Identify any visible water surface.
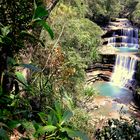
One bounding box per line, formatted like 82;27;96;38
94;82;133;104
118;47;138;52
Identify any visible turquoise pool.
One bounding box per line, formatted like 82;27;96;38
117;47;138;52
94;82;133;103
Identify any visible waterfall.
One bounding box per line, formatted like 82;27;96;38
103;18;139;89
111;54;137;88
108;27;139;48
108;37;116;46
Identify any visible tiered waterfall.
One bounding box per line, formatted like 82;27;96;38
107;19;139;49
109;19;139;89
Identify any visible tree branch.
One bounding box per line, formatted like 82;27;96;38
47;0;59;13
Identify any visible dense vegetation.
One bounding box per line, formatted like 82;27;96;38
87;0;140;26
1;0;140;139
95;118;140;140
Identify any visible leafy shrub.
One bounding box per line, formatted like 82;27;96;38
83;85;98;97
94;118;140;140
128;0;140;24
32;46;86;109
87;0;139;26
0;1;89;139
45;2;103;64
35;2;103;107
68;108;94;139
87;0;122;25
63;18;103;64
21;101;89;140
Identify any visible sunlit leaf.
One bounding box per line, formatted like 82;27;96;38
63;93;74;110
38;112;47;124
33;6;48;19
60;110;73;125
15;72;27;86
33;0;37;10
47;114;53;125
54;101;62;121
37;20;54;39
1;26;10;36
37;125;57;134
61;128;89;140
22;121;35;134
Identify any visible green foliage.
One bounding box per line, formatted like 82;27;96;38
15;72;28;86
131;1;140;25
2;0;133;139
20;101;88;140
120;0;139;19
68;108;94;139
32;0;54;39
0;0;53;94
36;101;81;139
42;2;103;66
32;46;86;108
0;0;52;51
0;128;9;140
83;85;98;97
69;0;89;18
87;0;121;25
32;6;103;140
60;0;88;18
94;118;140;140
33;5;48;19
87;0;139;25
63;18;103;64
37;20;54;39
0;0;67;139
61;48;86;94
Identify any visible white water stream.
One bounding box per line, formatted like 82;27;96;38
108;28;139;48
108;19;138;88
111;55;137;88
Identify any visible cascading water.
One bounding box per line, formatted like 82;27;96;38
108;37;116;44
108;19;138;89
107;19;139;49
122;28;138;38
111;55;137;88
108;28;139;48
95;18;138;99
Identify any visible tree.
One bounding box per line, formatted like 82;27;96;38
0;0;59;94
